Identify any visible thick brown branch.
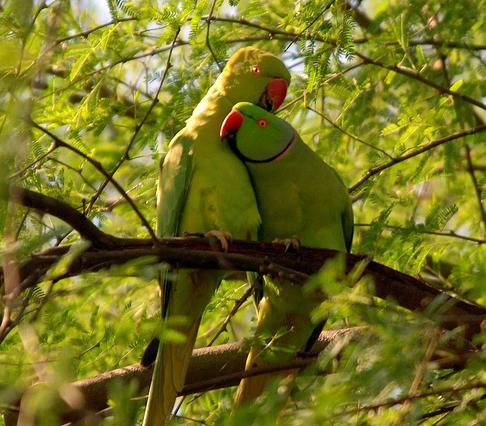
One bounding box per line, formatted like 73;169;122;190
2;238;484;339
5;327;479;425
5;329;351;425
3;187;485;340
7;186;119;249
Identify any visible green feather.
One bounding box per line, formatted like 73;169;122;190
143;49;290;425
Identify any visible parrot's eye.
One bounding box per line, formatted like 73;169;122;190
257;118;268;128
251;65;262;75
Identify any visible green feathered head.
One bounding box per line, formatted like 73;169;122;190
220;102;296;163
217;47;291;112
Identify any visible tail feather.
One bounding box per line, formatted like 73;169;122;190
234;350;295;405
143;270;219;425
142;318;201;424
234;279;319;407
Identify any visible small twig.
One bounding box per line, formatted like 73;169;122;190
464;144;486;236
392;328;441;425
284;0;337;51
418;394;486;422
343;382;486;416
355;53;486;112
350;123;486;192
279;61;365;112
47;157;98;192
86;27;181;213
306;106;393;159
39;40;188;101
56;18;136;44
9;142;58;179
205;0;223;72
354;223;485;244
207;285;255;346
29;122;158;242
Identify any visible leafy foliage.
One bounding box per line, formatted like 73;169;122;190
0;0;485;424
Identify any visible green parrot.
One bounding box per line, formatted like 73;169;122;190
142;48;291;425
220;102;354;405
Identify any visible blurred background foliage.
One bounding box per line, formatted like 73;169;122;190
0;0;485;424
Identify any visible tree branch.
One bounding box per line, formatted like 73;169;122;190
354;53;486;111
4;329;352;425
85;26;181;213
201;16;486;111
1;186;484;341
464;144;486;236
30;121;158;242
5;326;480;425
350;123;486;192
354;223;485;245
55;18;136;44
2;187;485;340
7;186;119;249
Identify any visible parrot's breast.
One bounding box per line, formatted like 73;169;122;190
180;137;261;240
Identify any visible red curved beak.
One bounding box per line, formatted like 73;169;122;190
264;78;288;111
220;109;244;138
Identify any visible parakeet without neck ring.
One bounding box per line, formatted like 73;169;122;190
142;49;291;425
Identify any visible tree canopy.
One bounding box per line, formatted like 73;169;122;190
0;0;485;424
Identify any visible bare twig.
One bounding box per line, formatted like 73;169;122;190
207;284;255;346
39;40;188;101
392;328;441;425
284;0;337;51
355;53;486;112
339;382;486;417
9;142;58;179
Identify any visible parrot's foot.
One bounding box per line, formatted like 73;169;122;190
205;230;232;251
273;235;300;252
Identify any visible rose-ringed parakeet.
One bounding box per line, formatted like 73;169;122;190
220;102;353;405
142;49;291;425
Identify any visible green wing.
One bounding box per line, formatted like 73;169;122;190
157;132;194;318
157;131;194;239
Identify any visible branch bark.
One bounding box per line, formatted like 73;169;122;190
4;329;352;425
5;327;479;425
1;187;485;344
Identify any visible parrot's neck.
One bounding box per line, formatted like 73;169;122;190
188;83;233;129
